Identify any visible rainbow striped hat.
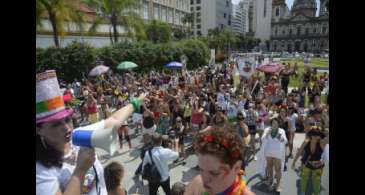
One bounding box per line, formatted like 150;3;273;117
36;70;73;124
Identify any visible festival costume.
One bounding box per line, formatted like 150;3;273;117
202;170;248;195
36;70;107;195
300;141;325;195
256;128;287;178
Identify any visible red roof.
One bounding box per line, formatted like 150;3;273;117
40;2;97;23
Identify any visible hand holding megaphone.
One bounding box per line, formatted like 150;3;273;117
74;147;96;175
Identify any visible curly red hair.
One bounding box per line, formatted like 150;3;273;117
194;126;245;167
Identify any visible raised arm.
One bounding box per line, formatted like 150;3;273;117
104;94;146;129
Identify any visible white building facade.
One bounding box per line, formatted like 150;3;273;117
252;0;273;43
231;0;250;34
36;0;191;48
190;0;232;36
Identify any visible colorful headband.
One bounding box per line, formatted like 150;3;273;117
202;135;214;142
200;135;240;159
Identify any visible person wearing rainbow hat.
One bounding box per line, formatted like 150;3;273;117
36;70;145;195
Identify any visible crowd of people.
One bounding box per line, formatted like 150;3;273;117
36;58;329;195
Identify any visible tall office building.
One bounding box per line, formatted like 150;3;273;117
232;0;250;34
190;0;232;36
141;0;190;28
36;0;190;48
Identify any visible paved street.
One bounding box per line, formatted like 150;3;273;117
96;126;329;195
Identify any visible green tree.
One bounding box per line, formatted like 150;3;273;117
36;0;85;47
221;30;237;58
265;40;271;51
235;33;247;51
86;0;146;44
172;28;185;40
145;20;172;43
181;39;209;68
207;27;222;51
37;41;97;81
181;13;193;38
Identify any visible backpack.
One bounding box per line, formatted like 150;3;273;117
142;149;162;183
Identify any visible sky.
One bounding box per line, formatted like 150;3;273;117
231;0;320;16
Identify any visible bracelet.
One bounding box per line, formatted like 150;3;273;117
131;98;141;113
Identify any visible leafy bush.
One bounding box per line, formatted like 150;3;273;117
36;41;97;82
36;39;210;80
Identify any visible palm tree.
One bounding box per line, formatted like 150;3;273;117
36;0;44;30
181;13;193;38
206;27;221;51
145;20;172;43
221;30;237;58
37;0;85;47
86;0;146;44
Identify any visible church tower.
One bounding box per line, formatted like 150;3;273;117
291;0;317;17
272;0;289;22
319;0;329;16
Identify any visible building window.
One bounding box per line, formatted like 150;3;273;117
297;26;301;36
191;7;193;11
276;8;279;16
322;26;327;34
275;29;277;35
196;6;201;11
175;12;179;24
226;1;229;7
220;24;224;29
305;28;309;35
168;9;173;23
282;30;285;35
197;0;200;4
197;24;201;29
143;3;148;19
224;13;226;18
161;7;166;22
154;5;160;19
191;0;194;4
196;18;201;23
264;0;267;17
289;29;292;35
197;30;202;35
197;12;200;17
313;28;316;33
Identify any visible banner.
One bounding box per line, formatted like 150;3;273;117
217;92;226;109
233;69;240;88
237;56;255;78
209;49;215;67
227;103;238;118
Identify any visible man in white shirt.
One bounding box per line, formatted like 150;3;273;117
142;133;179;195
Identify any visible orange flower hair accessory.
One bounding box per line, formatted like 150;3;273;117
230;150;241;158
202;135;215;142
220;139;230;148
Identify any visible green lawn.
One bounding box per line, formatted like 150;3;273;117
278;58;329;88
254;57;329;105
280;57;329;67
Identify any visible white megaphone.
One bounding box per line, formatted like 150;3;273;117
72;126;120;156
